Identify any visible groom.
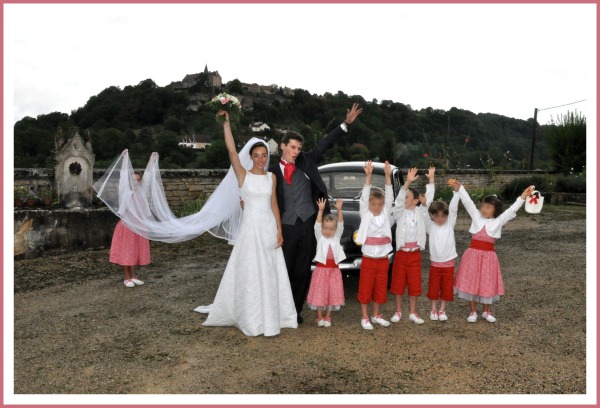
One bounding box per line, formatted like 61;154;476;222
270;103;363;323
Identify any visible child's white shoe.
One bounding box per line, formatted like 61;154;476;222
131;277;144;286
430;311;439;321
322;318;332;328
371;314;391;327
123;279;135;288
482;311;497;323
467;311;478;323
390;312;402;323
317;319;326;327
438;311;448;321
361;318;374;330
409;313;424;324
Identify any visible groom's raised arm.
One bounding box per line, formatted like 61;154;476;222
307;103;363;164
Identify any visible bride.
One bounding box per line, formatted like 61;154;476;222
197;111;298;336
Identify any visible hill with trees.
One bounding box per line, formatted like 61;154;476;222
14;77;564;172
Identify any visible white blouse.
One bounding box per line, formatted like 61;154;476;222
458;185;525;239
313;220;347;265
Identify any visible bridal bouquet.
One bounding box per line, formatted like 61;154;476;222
206;93;242;124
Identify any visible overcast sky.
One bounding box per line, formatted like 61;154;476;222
6;3;596;124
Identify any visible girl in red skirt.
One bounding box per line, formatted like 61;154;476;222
450;179;535;322
109;171;151;288
306;198;346;327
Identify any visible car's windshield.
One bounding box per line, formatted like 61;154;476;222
323;172;387;199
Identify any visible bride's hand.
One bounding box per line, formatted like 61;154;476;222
276;231;284;248
217;110;230;124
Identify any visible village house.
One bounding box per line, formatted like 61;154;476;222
178;134;212;150
250;122;271;132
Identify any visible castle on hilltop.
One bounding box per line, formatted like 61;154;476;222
180;64;222;89
175;64;294;98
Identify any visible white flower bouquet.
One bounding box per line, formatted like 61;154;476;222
205;93;242;124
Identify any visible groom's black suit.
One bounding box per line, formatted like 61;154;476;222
269;125;347;317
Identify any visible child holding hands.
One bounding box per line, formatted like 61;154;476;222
451;179;535;323
306;198;346;327
424;180;461;321
390;167;434;325
356;161;394;330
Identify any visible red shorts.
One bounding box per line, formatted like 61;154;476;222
427;265;455;301
358;256;389;305
390;250;422;296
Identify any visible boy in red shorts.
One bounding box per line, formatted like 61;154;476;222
355;160;393;330
424;179;460;321
390;167;435;325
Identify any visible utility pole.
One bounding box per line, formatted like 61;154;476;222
529;108;538;170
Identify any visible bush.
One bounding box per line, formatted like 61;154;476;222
555;174;586;193
470;188;502;203
433;186;455;202
502;176;550;201
178;198;206;217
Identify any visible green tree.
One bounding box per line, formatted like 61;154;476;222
544;110;586;173
227;79;244;95
204;139;230;169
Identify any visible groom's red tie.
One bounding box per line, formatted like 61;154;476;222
280;160;295;184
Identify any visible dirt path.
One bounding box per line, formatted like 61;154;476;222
14;207;586;394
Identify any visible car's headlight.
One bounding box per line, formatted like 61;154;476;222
353;230;362;246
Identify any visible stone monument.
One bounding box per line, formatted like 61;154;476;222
54;127;95;208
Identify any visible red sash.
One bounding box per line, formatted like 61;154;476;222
364;236;392;246
469;239;495;252
317;258;338;268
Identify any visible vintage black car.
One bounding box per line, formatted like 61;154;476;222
312;162;405;274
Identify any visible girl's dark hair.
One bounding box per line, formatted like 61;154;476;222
281;131;304;145
407;188;421;205
482;195;503;218
249;142;268;155
134;171;143;178
428;201;449;216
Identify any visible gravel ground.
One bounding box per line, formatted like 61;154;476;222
14;206;586;394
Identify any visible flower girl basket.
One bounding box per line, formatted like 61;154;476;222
525;189;544;214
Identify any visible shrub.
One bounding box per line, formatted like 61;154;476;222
555;174;586;193
502;176;550;201
178;198;206;217
470;188;502;203
433;186;455;202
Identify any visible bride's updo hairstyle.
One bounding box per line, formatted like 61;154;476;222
249;142;268;155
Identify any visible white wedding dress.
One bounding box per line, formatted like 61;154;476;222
200;172;298;336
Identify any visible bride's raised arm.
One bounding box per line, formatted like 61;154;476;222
219;110;246;187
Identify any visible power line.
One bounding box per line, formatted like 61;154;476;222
538;99;587;112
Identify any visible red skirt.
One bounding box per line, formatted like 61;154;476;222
109;221;151;266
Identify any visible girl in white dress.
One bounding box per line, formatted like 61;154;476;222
201;111;298;336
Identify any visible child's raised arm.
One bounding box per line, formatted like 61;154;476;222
448;187;460;228
450;179;478;220
334;198;344;239
421;166;435;214
314;197;327;239
498;185;535;226
360;161;374;215
393;167;418;219
384;161;394;212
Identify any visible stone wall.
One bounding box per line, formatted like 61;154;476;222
14;208;118;259
14;168;553;212
14;168;228;212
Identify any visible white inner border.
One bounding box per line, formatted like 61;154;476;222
4;3;596;406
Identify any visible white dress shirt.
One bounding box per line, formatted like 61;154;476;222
424;191;459;263
392;183;434;251
357;184;394;258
